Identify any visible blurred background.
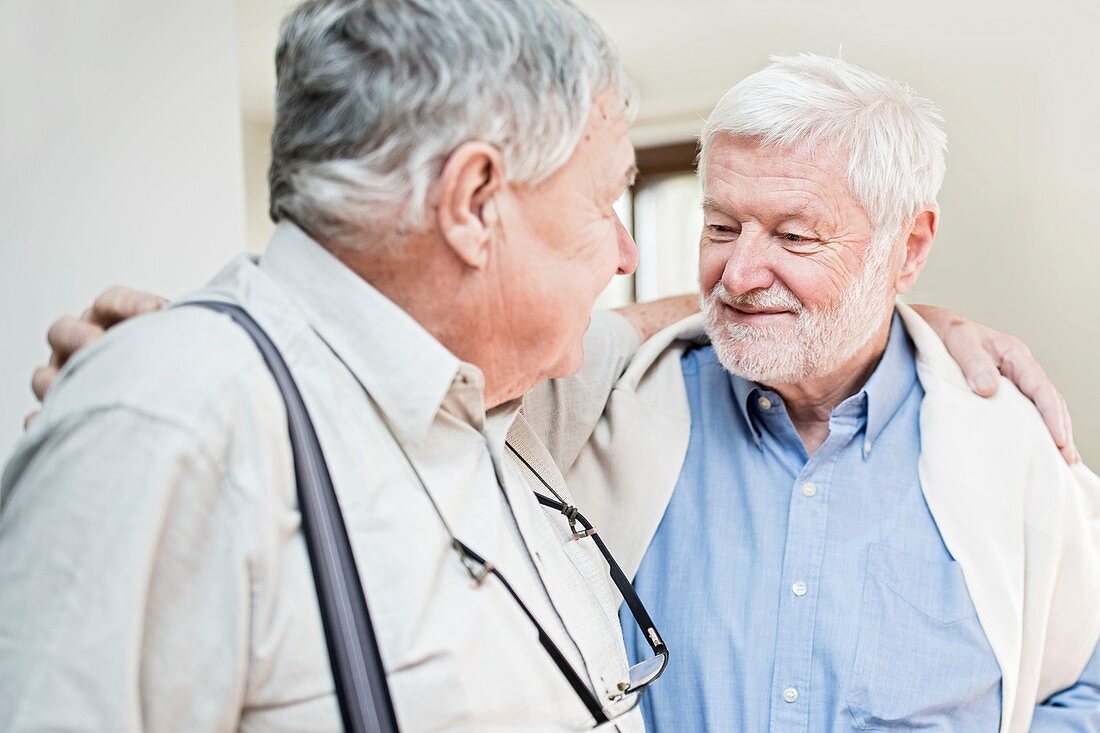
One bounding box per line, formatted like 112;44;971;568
2;0;1098;461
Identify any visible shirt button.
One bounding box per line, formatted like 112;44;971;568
783;687;799;703
792;581;808;597
802;482;817;497
758;395;773;410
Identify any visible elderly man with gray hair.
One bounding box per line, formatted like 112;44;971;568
539;55;1100;732
0;1;656;730
0;1;1085;731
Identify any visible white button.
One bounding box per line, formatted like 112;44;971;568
802;482;817;497
783;686;799;703
758;395;773;410
863;439;873;455
792;581;808;597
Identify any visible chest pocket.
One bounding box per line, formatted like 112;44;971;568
846;543;1002;731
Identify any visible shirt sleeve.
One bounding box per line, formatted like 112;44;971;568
520;309;641;473
1030;641;1100;732
0;407;251;732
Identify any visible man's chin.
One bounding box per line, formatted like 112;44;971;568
712;338;807;385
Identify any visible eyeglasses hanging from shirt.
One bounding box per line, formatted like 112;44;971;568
193;298;670;731
311;312;671;726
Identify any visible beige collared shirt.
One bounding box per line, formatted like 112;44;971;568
0;223;644;732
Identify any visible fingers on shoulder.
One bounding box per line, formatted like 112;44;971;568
31;365;60;402
939;320;999;396
47;316;106;366
91;285;167;328
989;333;1077;461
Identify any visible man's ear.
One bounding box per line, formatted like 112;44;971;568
436;141;504;270
894;207;938;294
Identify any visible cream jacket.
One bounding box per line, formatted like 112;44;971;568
523;303;1100;733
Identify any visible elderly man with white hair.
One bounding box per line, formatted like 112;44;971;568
530;55;1100;732
0;2;1086;731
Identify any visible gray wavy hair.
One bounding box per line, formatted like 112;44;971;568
268;0;637;250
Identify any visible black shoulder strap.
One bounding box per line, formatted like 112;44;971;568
186;300;399;733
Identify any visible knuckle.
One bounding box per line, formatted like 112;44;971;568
957;353;996;377
96;285;132;315
31;366;55;397
943;328;983;358
962;351;995;369
46;316;76;347
1016;371;1045;396
1001;345;1041;376
99;284;127;302
1003;335;1033;360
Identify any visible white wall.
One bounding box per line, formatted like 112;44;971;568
241;118;275;252
0;0;247;458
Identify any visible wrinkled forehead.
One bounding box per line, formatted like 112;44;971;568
568;90;637;188
702;134;862;218
704;134;848;186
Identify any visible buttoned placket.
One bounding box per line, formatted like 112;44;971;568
443;369;633;724
759;393;868;732
497;423;637;719
433;370;585;680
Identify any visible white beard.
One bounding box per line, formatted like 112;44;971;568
702;244;896;385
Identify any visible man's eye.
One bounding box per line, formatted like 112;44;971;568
781;233;815;244
708;224;740;235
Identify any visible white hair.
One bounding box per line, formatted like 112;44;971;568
699;53;947;244
268;0;637;250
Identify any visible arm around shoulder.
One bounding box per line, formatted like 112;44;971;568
521;308;642;472
614;293;699;343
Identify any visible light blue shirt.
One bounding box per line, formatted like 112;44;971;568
623;313;1100;731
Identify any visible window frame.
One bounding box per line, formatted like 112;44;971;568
628;141;700;302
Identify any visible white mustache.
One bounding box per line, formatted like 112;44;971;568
709;282;803;314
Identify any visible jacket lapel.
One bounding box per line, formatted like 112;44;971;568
560;302;1063;732
567;316;700;579
897;303;1025;732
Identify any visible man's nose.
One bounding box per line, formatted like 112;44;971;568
616;215;639;276
720;233;775;295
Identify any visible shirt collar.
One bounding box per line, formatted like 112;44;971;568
728;369;764;448
259;222;464;446
724;309;917;454
860;310;919;453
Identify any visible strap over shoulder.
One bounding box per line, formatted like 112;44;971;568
183;300;399;733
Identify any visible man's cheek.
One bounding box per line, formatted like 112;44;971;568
698;257;724;293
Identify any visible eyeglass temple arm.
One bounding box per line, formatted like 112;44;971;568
531;493;668;659
450;537;611;724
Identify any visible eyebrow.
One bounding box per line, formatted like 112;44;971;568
702;197;822;223
701;196;726;213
